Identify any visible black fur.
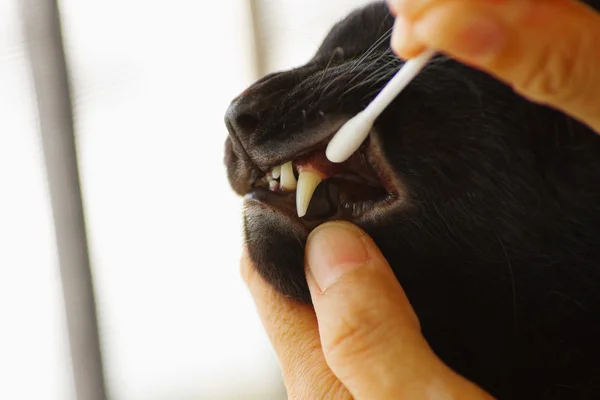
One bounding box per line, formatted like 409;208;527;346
224;2;600;398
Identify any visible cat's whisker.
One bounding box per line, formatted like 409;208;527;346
348;50;390;80
316;49;393;101
318;47;343;87
318;72;350;99
316;52;380;100
341;58;399;98
349;27;392;73
341;50;396;94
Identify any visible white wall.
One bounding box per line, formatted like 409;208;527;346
0;1;374;399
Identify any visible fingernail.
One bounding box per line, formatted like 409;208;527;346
305;222;369;292
414;10;506;59
390;16;411;53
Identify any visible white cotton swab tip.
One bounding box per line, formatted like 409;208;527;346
325;111;374;163
326;48;436;164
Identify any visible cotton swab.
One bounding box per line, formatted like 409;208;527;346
326;48;436;163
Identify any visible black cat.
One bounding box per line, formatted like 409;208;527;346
224;2;600;398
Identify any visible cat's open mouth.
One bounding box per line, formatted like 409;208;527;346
244;133;399;226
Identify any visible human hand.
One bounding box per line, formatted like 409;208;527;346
387;0;600;134
242;221;494;399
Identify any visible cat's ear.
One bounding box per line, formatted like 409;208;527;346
318;46;345;69
332;46;344;61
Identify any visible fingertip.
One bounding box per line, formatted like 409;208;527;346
304;226;492;398
403;0;600;133
306;221;369;293
390;17;409;55
397;42;429;60
412;6;507;61
306;221;421;331
386;0;401;17
390;16;429;61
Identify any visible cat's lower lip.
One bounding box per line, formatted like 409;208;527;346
244;189;299;221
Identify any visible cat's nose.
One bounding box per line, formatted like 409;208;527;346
225;96;261;141
225;72;290;141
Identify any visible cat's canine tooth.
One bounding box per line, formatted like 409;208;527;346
280;161;297;190
296;171;323;218
271;165;281;179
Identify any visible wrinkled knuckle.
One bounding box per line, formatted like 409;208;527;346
287;382;349;400
321;380;353;400
280;332;321;364
517;33;584;104
322;308;387;365
288;377;348;400
282;361;314;398
284;356;349;400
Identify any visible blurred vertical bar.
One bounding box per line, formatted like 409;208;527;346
19;1;107;400
248;0;267;78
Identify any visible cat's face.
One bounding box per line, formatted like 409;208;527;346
224;1;600;396
224;1;595;302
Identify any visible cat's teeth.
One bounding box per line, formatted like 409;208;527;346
296;171;323;218
280;161;297;190
271;165;281;179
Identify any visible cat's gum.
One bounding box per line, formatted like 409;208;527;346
295;150;340;180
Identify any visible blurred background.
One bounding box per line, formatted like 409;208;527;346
0;0;373;399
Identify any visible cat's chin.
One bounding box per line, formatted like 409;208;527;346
243;200;311;302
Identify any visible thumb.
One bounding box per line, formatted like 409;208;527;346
395;0;600;133
305;221;492;399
